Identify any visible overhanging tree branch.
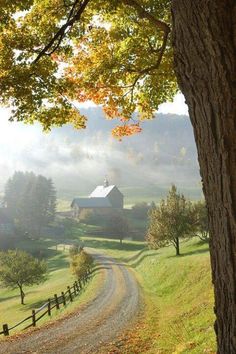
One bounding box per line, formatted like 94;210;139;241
122;0;170;33
33;0;170;73
33;0;91;63
122;0;171;75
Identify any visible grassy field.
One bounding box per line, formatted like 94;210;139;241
81;236;216;353
0;237;102;335
0;224;216;352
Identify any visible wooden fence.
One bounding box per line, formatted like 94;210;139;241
0;271;91;337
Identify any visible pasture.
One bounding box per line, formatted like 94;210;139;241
0;221;216;353
0;237;101;335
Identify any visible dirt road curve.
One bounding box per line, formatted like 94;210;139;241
0;253;140;354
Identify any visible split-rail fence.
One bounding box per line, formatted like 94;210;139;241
0;272;91;336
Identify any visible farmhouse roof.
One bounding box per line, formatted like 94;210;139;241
71;197;112;208
89;185;116;198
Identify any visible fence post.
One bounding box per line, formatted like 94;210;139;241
73;282;77;295
48;298;51;316
67;286;73;302
61;292;66;306
32;310;36;327
54;294;60;310
79;280;82;289
3;324;9;336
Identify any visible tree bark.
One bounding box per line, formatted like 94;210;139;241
19;285;25;305
172;1;236;352
175;237;180;256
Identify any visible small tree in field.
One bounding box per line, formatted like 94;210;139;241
146;185;195;256
131;202;150;220
105;213;129;246
193;200;209;242
0;250;47;304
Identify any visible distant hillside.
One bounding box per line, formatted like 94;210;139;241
0;107;202;201
55;108;202;201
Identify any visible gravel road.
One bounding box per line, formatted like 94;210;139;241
0;252;140;354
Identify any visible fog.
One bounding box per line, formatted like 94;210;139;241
0;105;201;201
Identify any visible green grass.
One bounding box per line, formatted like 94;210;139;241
127;239;216;353
82;236;216;353
0;237;101;335
0;222;216;352
81;236;145;259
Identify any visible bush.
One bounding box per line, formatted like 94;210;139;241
69;245;83;258
70;250;93;281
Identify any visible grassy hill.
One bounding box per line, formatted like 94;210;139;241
81;236;216;353
0;238;102;335
0;227;216;352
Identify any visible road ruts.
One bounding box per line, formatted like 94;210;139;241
0;252;140;354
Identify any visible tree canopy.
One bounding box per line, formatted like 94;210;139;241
147;185;195;255
0;0;176;138
0;249;47;304
4;171;57;236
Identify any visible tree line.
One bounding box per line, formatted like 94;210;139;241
4;171;56;238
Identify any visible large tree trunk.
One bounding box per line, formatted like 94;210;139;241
171;1;236;352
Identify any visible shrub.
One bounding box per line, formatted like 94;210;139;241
69;244;79;257
70;250;93;281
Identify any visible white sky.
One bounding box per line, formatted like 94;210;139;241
158;93;188;115
76;93;188;114
0;93;190;191
0;93;188;131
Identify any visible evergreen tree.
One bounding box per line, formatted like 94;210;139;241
4;172;57;236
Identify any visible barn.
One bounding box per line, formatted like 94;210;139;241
71;179;123;218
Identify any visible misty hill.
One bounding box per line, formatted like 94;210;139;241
0;107;202;203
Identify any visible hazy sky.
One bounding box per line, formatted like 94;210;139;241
0;93;193;196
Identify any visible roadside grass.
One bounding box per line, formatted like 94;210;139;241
84;236;216;353
81;236;146;259
0;237;101;336
127;239;216;353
